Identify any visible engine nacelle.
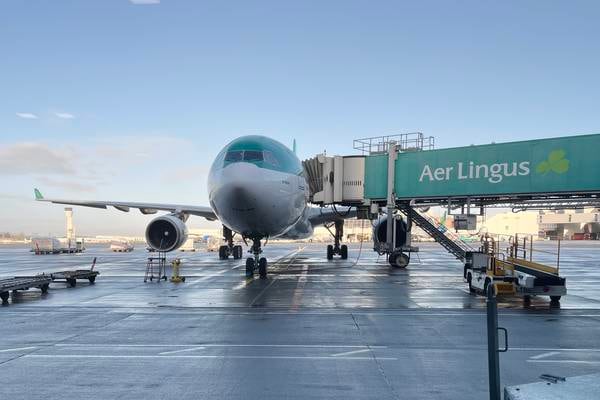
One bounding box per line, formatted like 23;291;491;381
145;214;188;252
372;215;408;250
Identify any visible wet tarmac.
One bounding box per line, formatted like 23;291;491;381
1;241;600;399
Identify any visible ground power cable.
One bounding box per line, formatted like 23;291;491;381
351;219;367;268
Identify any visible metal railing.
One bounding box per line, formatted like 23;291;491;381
421;212;476;252
397;204;475;260
479;233;561;271
353;132;435;155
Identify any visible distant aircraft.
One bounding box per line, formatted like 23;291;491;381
35;135;355;278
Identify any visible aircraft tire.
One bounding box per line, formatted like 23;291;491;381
467;274;475;293
219;246;228;260
326;245;334;260
233;245;243;259
245;258;255;278
259;258;267;279
340;245;348;260
389;252;409;268
483;279;491;296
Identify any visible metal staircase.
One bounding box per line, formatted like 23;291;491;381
397;204;475;261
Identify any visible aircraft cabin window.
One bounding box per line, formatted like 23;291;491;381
224;151;243;162
263;151;279;166
243;150;263;162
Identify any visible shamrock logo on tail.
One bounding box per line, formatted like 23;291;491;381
536;149;570;174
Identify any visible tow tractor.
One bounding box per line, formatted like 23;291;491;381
464;234;566;302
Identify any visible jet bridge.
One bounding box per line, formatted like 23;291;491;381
303;132;600;275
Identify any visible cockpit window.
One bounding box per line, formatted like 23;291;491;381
263;150;279;166
243;150;263;161
224;151;243;162
217;137;302;174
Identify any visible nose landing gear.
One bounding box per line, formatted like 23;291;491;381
218;226;243;260
325;220;348;260
245;238;268;279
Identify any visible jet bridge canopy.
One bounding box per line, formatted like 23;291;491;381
304;132;600;209
364;133;600;204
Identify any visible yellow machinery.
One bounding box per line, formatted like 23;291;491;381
169;258;186;283
464;234;566;302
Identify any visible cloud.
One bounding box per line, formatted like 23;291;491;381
0;142;76;175
130;0;160;4
55;112;75;119
35;176;96;193
92;136;193;161
16;112;38;119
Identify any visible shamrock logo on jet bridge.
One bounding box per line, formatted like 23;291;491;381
536;149;570;175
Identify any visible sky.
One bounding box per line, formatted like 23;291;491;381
1;0;599;236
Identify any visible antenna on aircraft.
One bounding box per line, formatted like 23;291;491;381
293;139;297;155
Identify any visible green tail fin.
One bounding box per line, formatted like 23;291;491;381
34;188;44;200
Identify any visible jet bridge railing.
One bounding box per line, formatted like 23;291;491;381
397;203;475;261
353;132;435;155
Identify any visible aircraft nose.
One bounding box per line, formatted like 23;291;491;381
218;163;261;211
228;184;257;211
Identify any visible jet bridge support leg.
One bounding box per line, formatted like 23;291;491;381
219;226;242;260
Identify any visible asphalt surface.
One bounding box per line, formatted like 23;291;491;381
1;241;600;399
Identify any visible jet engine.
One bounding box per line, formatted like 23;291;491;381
372;215;408;250
145;214;188;252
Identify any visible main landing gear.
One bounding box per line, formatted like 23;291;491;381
218;225;243;260
326;220;348;260
245;238;267;279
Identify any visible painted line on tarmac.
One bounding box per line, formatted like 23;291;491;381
233;247;305;291
331;349;371;357
527;359;600;365
269;246;306;270
511;347;600;352
232;278;253;290
25;354;397;361
54;344;387;348
95;309;600;317
187;267;231;284
529;351;561;360
290;263;309;311
159;346;205;355
248;248;306;305
0;346;37;353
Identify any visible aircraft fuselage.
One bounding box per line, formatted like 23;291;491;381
207;136;313;240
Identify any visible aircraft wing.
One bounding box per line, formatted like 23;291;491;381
307;206;357;226
34;188;218;221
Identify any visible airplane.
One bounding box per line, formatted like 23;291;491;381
34;135;357;278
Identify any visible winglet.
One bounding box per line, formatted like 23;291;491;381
34;188;44;200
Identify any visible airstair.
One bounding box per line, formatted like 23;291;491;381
397;203;474;261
